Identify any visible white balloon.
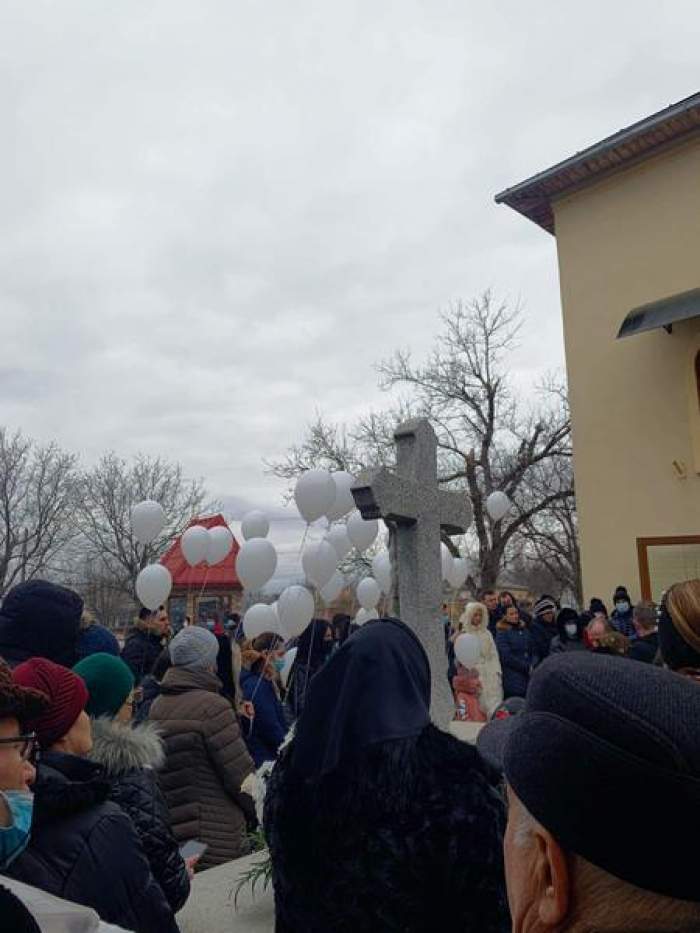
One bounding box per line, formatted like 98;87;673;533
279;646;297;688
131;500;166;545
441;543;454;582
325;471;357;522
278;585;315;639
207;526;234;566
320;571;344;604
302;540;338;589
181;525;209;566
455;632;482;667
357;577;381;610
135;564;172;611
294;470;335;524
236;538;278;590
355;608;378;626
447;556;468;590
372;551;393;595
241;510;270;541
243;603;279;640
346;511;379;553
325;525;352;560
486;490;511;522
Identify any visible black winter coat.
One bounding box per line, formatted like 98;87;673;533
627;630;659;664
265;724;510;933
529;619;558;662
0;579;83;669
496;624;536;698
89;717;191;913
121;625;166;685
5;750;179;933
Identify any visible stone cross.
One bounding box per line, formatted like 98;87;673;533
352;418;472;725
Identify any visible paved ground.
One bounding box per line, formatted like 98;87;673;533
177;851;274;933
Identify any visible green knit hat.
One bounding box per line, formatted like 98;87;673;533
73;652;135;718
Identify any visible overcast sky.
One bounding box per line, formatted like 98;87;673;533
3;1;699;548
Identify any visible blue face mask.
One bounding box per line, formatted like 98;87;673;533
273;658;285;674
616;601;630;615
0;790;33;868
206;621;216;631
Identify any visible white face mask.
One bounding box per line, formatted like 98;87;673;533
564;623;578;638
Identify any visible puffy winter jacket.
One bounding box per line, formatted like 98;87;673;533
149;667;255;869
496;623;536;698
121;624;165;685
5;750;179;933
0;579;83;669
89;717;190;913
240;668;287;766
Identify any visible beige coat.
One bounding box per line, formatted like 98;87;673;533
149;667;254;869
458;603;503;717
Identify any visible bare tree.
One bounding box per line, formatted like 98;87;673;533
377;292;572;588
76;453;209;597
270;292;574;591
0;428;79;595
519;467;582;606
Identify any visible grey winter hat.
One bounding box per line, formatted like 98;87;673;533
169;626;219;671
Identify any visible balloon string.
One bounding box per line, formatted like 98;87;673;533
198;566;211;603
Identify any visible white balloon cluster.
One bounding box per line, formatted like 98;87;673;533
180;524;234;567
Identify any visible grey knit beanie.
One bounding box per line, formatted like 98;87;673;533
169;626;219;671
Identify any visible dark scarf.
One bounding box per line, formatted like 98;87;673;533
291;618;431;782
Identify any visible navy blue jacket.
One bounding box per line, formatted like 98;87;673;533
240;668;287;766
496;625;536;698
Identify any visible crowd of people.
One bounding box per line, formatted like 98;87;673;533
1;574;700;930
448;585;664;722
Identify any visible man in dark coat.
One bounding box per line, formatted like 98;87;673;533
496;606;536;698
0;580;83;669
481;589;502;636
529;596;559;661
627;601;659;663
9;658;179;933
121;605;170;685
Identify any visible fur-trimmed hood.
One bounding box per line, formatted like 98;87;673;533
460;602;490;635
89;717;165;776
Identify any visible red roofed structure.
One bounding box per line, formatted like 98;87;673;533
160;514;243;627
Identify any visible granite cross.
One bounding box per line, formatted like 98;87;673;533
352;418;472;725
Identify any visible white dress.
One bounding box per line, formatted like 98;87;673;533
458;602;503;717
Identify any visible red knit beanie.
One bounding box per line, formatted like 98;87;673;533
13;658;88;749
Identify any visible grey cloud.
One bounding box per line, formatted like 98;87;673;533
2;0;699;512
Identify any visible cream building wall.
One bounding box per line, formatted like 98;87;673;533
552;138;700;602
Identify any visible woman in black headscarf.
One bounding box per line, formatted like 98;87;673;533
284;619;334;720
265;618;510;933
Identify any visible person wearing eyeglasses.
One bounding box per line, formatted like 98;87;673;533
6;658;181;933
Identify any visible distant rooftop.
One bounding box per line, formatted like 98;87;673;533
495;92;700;234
